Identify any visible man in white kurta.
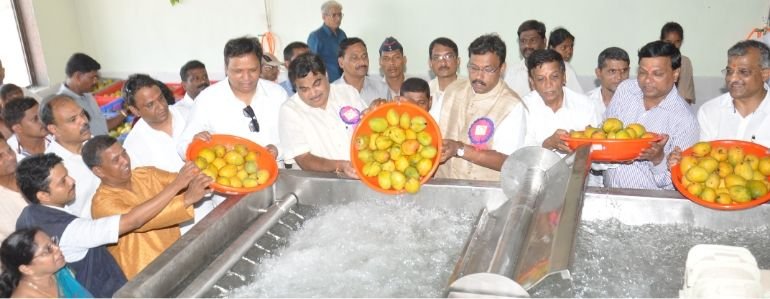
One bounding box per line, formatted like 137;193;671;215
504;59;584;99
280;53;366;178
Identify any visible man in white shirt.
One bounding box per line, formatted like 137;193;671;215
175;60;210;120
280;53;365;178
55;53;128;136
122;74;214;234
695;40;770;147
178;36;285;162
428;37;468;123
504;20;584;98
3;97;51;161
332;37;389;105
523;49;600;152
41;95;101;219
586;47;630;116
437;34;527;181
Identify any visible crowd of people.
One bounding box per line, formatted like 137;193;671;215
1;0;769;297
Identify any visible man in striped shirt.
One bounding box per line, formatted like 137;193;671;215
604;41;699;190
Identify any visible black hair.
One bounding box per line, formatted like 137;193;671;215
400;77;430;98
40;94;74;127
338;37;366;58
0;228;40;297
526;49;565;76
283;42;310;63
157;80;176;105
638;40;681;70
2;97;38;128
597;47;630;69
223;36;263;67
468;34;507;65
16;153;63;204
122;73;173;107
288;53;327;89
0;84;23;103
517;20;546;39
660;22;684;40
548;28;574;49
179;60;206;82
81;135;118;170
728;40;770;68
65;53;101;78
428;37;459;57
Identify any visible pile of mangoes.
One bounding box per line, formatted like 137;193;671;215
569;118;655;139
193;144;269;188
355;108;437;194
679;141;770;204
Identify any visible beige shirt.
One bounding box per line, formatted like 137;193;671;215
0;185;28;242
279;84;367;165
677;55;695;103
437;79;526;181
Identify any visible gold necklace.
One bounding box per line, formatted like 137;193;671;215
24;276;58;298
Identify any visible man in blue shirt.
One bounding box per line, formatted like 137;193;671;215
307;1;346;82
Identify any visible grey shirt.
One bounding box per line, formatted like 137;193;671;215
55;84;109;136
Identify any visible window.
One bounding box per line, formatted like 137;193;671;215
0;0;32;87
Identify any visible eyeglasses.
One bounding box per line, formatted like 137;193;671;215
467;63;499;75
34;236;59;259
243;106;260;132
721;67;767;78
430;53;457;62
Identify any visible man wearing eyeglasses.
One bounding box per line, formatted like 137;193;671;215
503;20;583;98
428;37;468;124
689;40;770;147
436;34;527;181
279;53;365;178
587;47;630;116
178;36;285;162
603;41;699;190
308;0;346;82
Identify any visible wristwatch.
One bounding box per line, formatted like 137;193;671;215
456;144;465;157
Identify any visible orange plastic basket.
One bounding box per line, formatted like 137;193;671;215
671;140;770;210
350;102;442;194
560;133;662;162
185;134;278;195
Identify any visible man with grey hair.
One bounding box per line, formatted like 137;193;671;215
308;0;347;82
693;40;770;147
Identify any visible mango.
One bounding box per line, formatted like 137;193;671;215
404;177;421;194
601;118;623;133
399;112;411;130
256;169;270;184
386;108;400;126
691;142;712;157
410;116;428;132
369;117;388;133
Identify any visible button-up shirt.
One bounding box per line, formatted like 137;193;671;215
279;84;366;164
697;85;770;148
177;78;287;160
174;93;195;121
332;75;388;105
586;86;608;117
57;84;109;136
308;24;347;82
604;79;699;190
124;106;187;172
523;87;601;146
5;134;53;162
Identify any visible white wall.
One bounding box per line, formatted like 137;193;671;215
32;0;770;100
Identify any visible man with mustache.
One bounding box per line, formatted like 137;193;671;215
332;37;388;105
504;20;583;98
379;37;407;98
280;53;365;178
41;95;101;219
85;135;212;279
436;34;527;181
428;37;467;123
604;41;698;190
175;60;210;120
522;49;600;153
